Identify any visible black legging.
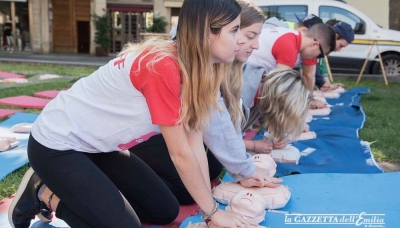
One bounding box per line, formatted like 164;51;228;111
129;134;224;205
28;135;179;228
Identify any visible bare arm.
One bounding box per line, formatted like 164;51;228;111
160;125;214;213
243;139;255;151
302;64;316;92
185;130;210;190
243;139;273;154
160;125;251;227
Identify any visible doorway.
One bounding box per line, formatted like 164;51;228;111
77;21;90;53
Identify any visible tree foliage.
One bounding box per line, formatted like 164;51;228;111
146;15;168;33
92;12;111;49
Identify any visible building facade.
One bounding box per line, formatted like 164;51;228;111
1;0;154;54
1;0;390;55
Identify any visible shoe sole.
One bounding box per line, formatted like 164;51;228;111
8;168;38;228
8;168;51;224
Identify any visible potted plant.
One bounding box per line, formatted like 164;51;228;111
92;11;111;56
140;15;170;40
146;15;168;33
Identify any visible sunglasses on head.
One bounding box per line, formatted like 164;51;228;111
314;38;325;58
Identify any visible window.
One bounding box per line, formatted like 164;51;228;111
261;5;308;23
259;6;272;19
274;5;308;23
319;6;366;34
259;5;308;22
259;5;308;23
0;1;31;51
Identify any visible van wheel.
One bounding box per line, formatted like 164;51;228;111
372;54;400;76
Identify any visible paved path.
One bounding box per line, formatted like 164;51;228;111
378;162;400;172
2;51;400;82
0;51;113;67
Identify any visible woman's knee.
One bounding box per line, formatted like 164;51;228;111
149;199;179;225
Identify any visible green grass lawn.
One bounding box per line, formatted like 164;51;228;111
0;64;93;199
0;165;29;200
0;63;399;200
0;63;97;78
333;79;400;163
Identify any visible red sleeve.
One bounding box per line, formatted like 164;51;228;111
302;58;317;66
130;53;181;126
271;33;299;68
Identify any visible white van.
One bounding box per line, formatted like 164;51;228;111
252;0;400;76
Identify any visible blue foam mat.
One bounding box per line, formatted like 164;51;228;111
0;113;38;181
253;88;382;176
0;213;69;228
181;172;399;228
0;88;388;228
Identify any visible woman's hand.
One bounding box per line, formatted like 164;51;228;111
253;139;273;154
239;167;283;188
210;209;255;228
321;82;343;92
272;139;287;149
309;99;326;109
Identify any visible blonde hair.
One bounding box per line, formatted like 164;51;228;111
176;0;241;131
119;38;176;75
221;0;266;129
257;70;311;141
238;0;265;28
220;61;243;129
120;0;241;132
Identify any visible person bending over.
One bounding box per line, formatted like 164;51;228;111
8;0;252;228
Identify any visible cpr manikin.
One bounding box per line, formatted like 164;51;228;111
212;154;291;209
0;137;19;151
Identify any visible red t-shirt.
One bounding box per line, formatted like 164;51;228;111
302;58;317;65
130;52;181;125
271;32;317;67
271;32;302;68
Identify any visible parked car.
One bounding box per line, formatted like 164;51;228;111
252;0;400;76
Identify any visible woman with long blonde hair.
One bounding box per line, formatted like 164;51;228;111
132;0;282;206
8;0;253;228
204;0;284;187
207;2;310;169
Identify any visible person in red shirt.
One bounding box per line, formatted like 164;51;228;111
127;0;283;208
8;1;256;228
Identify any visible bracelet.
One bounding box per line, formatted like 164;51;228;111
201;200;219;221
253;140;256;151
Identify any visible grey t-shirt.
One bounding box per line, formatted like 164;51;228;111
203;62;266;182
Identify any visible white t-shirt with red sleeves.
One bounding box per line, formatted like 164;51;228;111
247;27;316;73
31;51;181;152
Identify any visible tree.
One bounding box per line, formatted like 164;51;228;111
92;11;111;49
146;15;168;33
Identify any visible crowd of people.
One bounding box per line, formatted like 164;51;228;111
8;0;354;228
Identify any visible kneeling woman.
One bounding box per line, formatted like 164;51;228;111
8;0;250;228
